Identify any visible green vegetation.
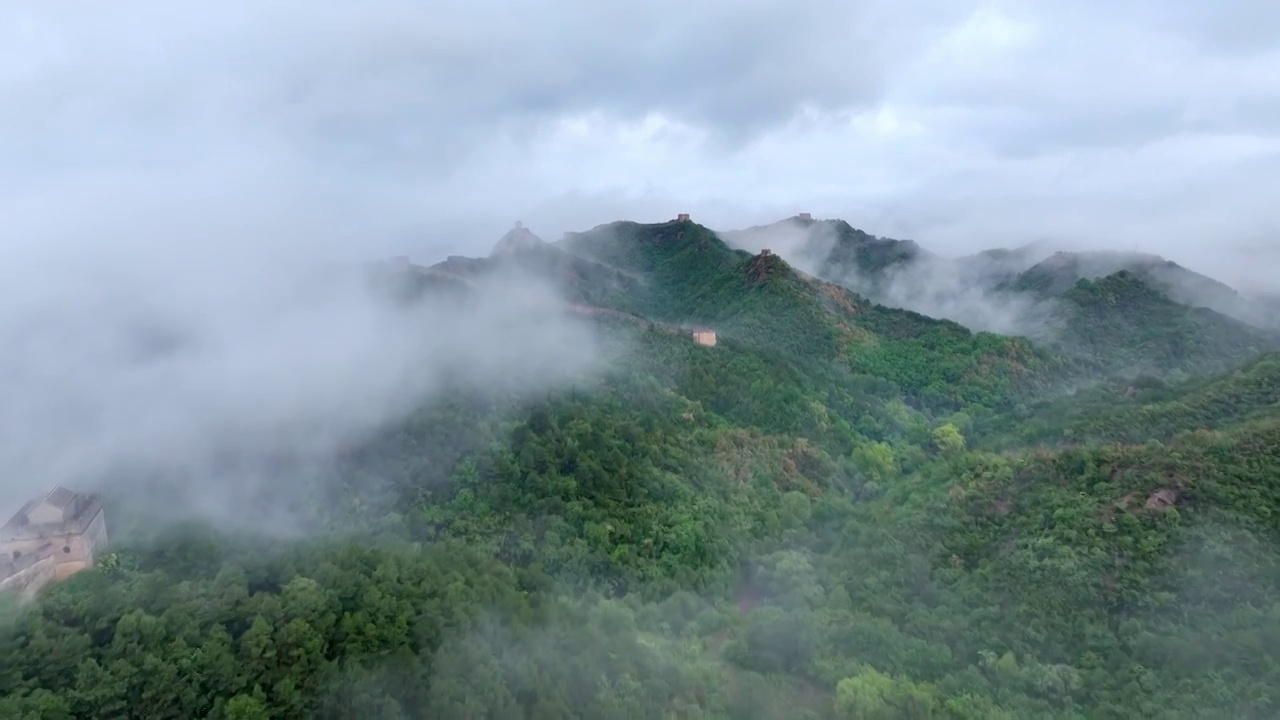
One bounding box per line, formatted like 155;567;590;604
4;221;1279;719
781;225;1280;379
1043;271;1280;378
562;220;1063;411
978;352;1280;449
432;234;647;312
802;220;925;279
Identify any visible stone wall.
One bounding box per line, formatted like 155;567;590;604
1;505;108;583
0;556;57;603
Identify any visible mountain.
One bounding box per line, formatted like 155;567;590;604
1005;249;1279;330
719;215;927;291
556;217;1061;410
979;351;1280;448
953;242;1055;287
718;217;1280;378
1006;250;1229;298
367;222;650;318
5;216;1280;719
1042;270;1280;378
489;220;545;257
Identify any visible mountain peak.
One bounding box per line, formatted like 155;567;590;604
1012;249;1242;310
745;248;791;286
1040;249;1172;270
490;221;546;257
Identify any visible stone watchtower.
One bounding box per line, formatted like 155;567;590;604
676;213;690;222
0;486;108;600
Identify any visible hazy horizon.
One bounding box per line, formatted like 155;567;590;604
4;1;1277;289
3;1;1278;517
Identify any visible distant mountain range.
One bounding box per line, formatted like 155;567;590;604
722;214;1279;328
379;214;1279;394
15;213;1280;720
380;217;1060;410
720;214;1280;377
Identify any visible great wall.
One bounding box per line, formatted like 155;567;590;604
384;212;817;345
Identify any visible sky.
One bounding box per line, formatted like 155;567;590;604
3;1;1278;289
4;2;1276;518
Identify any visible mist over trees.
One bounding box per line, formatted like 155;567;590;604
4;217;1279;719
5;0;1280;715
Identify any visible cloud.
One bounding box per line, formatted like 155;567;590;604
8;2;1275;283
0;231;600;528
512;2;1276;292
1;1;1278;522
0;11;605;525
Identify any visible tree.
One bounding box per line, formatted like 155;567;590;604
835;668;936;720
223;693;270;720
853;441;897;484
931;423;966;456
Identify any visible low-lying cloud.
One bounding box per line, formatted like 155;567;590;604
7;2;1278;282
720;216;1279;340
4;0;1278;527
0;194;599;529
720;219;1046;334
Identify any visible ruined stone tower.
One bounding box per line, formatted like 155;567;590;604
1;486;109;602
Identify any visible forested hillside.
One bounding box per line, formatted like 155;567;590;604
1007;250;1280;331
978;352;1280;449
721;217;1280;369
3;219;1278;719
1042;271;1280;378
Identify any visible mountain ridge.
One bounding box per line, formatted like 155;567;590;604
420;217;1067;410
386;215;1275;392
711;215;1280;377
7;213;1280;719
715;214;1277;333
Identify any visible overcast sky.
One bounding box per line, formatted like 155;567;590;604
2;1;1278;289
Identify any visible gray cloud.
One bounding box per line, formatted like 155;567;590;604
0;228;600;529
4;1;1276;259
1;1;1278;525
2;0;624;523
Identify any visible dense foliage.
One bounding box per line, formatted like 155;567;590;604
4;221;1278;719
562;221;1062;411
1044;272;1280;378
785;222;1280;377
978;352;1280;448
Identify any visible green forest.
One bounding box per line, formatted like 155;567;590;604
3;219;1278;719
